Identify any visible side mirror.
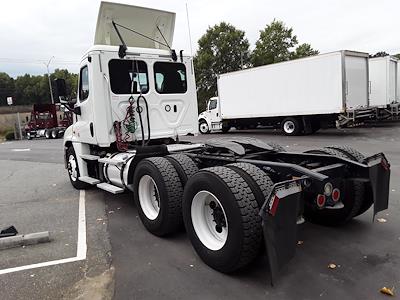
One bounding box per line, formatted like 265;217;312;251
55;78;67;102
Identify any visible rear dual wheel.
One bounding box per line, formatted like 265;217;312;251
183;164;272;273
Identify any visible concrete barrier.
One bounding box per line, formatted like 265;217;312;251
0;231;50;250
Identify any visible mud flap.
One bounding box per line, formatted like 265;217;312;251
364;154;391;219
259;179;303;285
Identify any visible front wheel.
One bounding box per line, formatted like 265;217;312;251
199;120;210;134
26;132;32;140
66;146;90;190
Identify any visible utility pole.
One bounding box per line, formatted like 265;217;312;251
44;56;55;104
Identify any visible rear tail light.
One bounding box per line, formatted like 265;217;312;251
332;188;340;202
316;194;326;208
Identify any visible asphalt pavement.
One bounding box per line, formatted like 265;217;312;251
0;123;399;299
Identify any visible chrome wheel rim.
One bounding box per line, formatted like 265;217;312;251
199;122;209;134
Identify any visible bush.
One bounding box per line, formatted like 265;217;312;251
5;131;15;140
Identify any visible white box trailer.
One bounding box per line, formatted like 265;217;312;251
198;51;374;135
369;56;400;118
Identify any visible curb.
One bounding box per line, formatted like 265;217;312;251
0;231;51;250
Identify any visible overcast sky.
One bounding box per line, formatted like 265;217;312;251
1;0;399;77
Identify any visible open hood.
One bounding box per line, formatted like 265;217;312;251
94;2;175;50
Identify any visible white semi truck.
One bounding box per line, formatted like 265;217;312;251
60;2;391;283
369;56;400;119
198;51;375;135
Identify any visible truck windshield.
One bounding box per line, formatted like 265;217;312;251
36;112;52;120
109;59;149;94
154;62;187;94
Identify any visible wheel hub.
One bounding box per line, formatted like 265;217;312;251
191;191;228;251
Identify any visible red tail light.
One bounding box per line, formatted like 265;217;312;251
332;188;340;202
316;194;326;208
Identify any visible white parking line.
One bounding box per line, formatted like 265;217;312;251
0;190;87;275
11;148;31;152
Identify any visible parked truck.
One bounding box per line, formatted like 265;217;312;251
198;51;376;135
25;104;73;139
369;55;400;119
60;2;391;283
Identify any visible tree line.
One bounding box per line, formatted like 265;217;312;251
0;69;78;107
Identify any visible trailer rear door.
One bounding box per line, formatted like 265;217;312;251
389;59;397;103
345;54;369;109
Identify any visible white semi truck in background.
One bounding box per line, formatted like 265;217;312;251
198;51;375;135
369;55;400;119
59;2;391;283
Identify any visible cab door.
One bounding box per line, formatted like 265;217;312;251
73;60;96;144
208;98;220;124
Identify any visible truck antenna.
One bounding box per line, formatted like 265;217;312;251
186;3;193;56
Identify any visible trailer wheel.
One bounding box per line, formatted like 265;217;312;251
226;163;273;207
303;148;364;225
221;122;231;133
66;146;90;190
166;154;199;186
266;141;286;152
183;167;262;273
281;117;302;136
51;129;59;139
325;145;373;216
199;120;210;134
133;157;183;236
45;130;51;139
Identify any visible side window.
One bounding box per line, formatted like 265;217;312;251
209;99;217;110
154;62;187;94
79;66;89;102
109;60;149;94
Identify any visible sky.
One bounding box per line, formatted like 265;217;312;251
0;0;399;78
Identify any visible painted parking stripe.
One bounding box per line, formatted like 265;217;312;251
11;148;31;152
0;190;87;275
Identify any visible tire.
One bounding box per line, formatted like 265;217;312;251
325;145;373;216
281;117;302;136
133;157;184;236
199;120;210;134
26;132;32;140
266;141;286;152
51;129;59;139
221;123;231;133
183;166;262;273
166;154;199;186
66;146;90;190
226;163;273;207
303;148;364;225
45;130;51;139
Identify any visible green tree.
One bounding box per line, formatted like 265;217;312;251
251;20;298;67
0;73;15;106
194;22;250;111
394;53;400;60
251;20;318;66
291;43;319;59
